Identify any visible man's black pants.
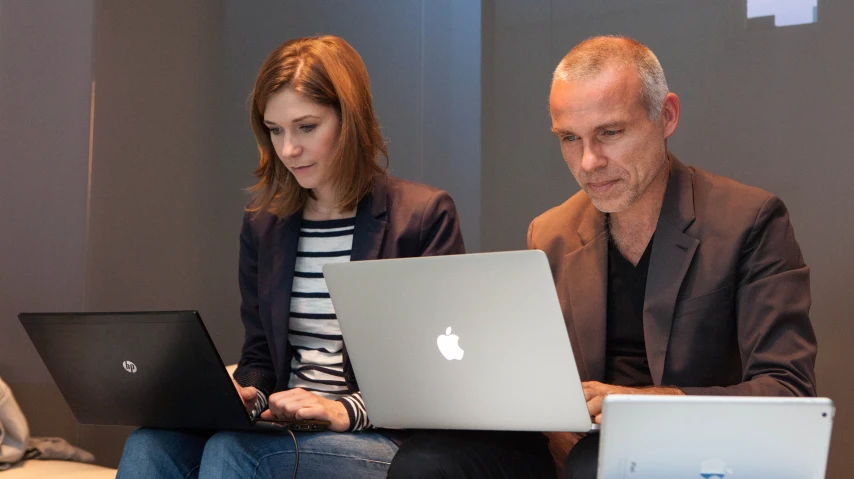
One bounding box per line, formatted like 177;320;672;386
387;430;557;478
562;434;599;479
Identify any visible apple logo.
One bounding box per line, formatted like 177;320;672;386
437;327;464;360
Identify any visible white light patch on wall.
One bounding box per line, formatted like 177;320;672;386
748;0;818;26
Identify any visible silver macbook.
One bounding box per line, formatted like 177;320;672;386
322;250;594;432
597;395;835;479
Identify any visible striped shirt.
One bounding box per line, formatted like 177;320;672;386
284;216;370;431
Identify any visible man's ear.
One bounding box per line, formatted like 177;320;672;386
661;92;680;139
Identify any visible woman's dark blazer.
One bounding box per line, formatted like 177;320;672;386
232;173;466;396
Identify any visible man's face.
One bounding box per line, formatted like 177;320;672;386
549;67;672;213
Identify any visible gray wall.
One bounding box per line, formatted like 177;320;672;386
221;0;481;252
482;0;854;476
0;0;94;451
81;0;229;464
2;0;480;468
1;0;233;467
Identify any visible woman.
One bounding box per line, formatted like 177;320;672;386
117;35;464;478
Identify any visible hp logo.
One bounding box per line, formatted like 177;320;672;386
122;361;138;373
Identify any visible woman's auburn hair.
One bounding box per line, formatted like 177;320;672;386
247;35;387;217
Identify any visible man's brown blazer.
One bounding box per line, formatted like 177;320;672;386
527;155;817;396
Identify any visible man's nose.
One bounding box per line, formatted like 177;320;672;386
580;141;606;172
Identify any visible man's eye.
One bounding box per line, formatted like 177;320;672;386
602;129;622;137
563;135;578;142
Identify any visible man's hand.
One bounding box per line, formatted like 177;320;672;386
582;381;684;424
260;388;350;432
231;378;259;414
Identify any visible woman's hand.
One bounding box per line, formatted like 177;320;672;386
260;388;350;432
231;378;259;414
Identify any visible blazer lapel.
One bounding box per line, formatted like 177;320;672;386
351;174;389;261
271;211;302;372
340;174;388;390
563;203;608;382
643;156;699;385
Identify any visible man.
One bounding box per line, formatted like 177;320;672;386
528;36;818;478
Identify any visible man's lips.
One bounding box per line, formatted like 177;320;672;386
587;179;618;193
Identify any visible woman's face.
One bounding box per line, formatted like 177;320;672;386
263;88;341;201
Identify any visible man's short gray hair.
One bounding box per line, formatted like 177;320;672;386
553;36;669;121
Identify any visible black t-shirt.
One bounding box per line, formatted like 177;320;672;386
604;233;655;387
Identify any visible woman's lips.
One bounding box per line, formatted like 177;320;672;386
291;164;314;174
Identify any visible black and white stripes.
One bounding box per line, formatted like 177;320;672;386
338;393;370;431
285;217;371;431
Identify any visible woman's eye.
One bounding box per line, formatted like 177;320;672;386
300;124;316;133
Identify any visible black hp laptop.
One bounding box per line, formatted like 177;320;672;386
18;311;327;432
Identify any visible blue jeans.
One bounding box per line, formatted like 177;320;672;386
117;428;398;479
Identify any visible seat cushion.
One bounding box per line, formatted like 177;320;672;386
1;459;116;479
